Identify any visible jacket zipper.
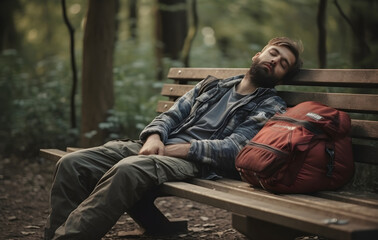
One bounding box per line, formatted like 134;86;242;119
171;83;222;135
213;89;273;138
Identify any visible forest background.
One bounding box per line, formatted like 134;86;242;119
0;0;377;161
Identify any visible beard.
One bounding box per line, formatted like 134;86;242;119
248;60;280;88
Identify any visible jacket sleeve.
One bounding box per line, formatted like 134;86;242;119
186;95;286;172
139;81;201;143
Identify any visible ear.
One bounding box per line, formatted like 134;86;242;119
252;52;261;61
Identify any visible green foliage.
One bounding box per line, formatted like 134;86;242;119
104;40;163;140
1;0;377;159
0;50;78;158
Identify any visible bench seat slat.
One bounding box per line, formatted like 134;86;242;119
161;181;378;240
313;191;378;209
161;84;194;97
352;144;378;165
168;68;247;81
66;147;82;153
162;84;378;113
278;91;378;113
40;149;67;162
168;68;378;87
351;120;378;139
290;69;378;87
205;178;378;209
190;179;378;221
156;101;175;113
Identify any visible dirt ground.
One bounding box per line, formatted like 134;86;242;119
0;156;249;240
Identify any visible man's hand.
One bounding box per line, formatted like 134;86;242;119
164;144;190;159
139;134;190;158
139;134;165;155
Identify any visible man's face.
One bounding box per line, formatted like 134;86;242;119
249;45;296;88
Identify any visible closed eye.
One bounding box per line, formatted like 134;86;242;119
270;47;291;70
270;50;278;56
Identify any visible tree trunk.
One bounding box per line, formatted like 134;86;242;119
154;0;188;80
334;0;373;68
317;0;327;68
80;0;117;147
0;0;20;51
61;0;78;129
129;0;138;39
349;1;372;68
181;0;198;67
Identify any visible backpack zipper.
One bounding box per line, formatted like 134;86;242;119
271;116;323;135
247;141;289;157
247;141;290;178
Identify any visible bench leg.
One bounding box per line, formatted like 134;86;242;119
127;194;188;235
232;214;310;240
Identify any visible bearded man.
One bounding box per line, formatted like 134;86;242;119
45;37;303;240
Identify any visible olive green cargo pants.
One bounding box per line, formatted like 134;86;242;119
45;140;200;240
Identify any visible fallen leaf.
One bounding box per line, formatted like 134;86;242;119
24;225;40;229
189;227;204;232
117;229;144;237
203;223;216;228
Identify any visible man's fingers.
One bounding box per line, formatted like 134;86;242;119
157;146;165;155
139;145;165;156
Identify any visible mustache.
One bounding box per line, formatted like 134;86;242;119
261;62;273;71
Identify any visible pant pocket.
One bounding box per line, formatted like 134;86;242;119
155;156;200;183
151;157;168;185
102;140;142;159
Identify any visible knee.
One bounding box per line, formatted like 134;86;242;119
55;152;84;176
111;156;153;180
113;156;141;173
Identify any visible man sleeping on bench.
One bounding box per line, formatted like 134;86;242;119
44;37;303;240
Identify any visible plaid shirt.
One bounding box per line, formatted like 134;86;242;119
140;75;286;177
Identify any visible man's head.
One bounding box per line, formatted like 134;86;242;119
248;37;303;88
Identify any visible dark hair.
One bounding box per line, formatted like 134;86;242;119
263;37;304;83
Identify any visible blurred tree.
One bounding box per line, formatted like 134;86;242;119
334;0;376;68
80;0;118;147
181;0;198;67
155;0;188;80
0;0;21;51
348;0;375;68
61;0;78;129
129;0;138;39
317;0;327;68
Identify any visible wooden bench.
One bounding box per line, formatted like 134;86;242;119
41;67;378;240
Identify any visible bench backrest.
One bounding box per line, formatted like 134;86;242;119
158;68;378;189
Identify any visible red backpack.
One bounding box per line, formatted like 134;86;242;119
235;101;354;193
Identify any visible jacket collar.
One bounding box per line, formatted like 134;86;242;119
218;74;277;95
